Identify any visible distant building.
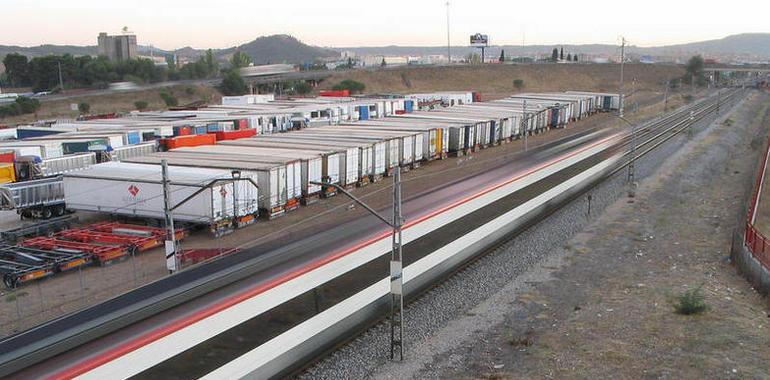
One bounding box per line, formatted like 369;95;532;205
97;32;138;61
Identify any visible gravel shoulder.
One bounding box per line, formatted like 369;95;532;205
302;92;770;379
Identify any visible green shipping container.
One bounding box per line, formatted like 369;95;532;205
62;139;108;155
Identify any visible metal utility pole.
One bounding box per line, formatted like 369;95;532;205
446;1;451;64
161;160;178;273
309;169;405;361
57;61;64;91
523;100;528;151
619;37;626;118
616;116;636;196
231;170;240;227
717;89;721;115
390;167;404;361
688;110;695;136
663;77;670;113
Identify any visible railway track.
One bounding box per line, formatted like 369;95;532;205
289;89;745;378
0;89;744;379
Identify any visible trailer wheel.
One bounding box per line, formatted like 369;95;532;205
41;207;53;220
53;204;66;217
20;210;32;220
4;274;18;289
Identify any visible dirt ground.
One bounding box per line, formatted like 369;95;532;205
323;63;684;101
748;101;770;236
377;92;770;379
0;87;688;337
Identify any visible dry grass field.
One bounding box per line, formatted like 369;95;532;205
322;63;685;100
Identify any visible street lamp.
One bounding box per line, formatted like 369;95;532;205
311;166;405;361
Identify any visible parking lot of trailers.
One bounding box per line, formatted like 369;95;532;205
0;91;617;237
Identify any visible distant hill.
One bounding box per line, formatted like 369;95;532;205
339;33;770;61
0;44;97;59
220;34;339;64
642;33;770;58
2;33;768;66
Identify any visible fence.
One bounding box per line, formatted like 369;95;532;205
744;133;770;270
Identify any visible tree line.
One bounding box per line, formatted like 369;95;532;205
0;49;237;93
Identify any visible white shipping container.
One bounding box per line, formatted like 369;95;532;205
123;154;272;215
64;162;241;224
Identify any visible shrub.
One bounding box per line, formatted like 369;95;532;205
513;79;525;90
15;96;40;114
674;286;707;315
332;79;366;94
184;86;197;95
159;92;178;107
77;102;90;114
134;100;149;111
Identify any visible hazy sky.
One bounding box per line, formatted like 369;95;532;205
2;0;768;50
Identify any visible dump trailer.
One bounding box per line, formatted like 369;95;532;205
0;177;66;219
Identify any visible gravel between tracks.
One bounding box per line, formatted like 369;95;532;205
299;92;754;379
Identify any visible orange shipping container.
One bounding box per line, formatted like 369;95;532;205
213;129;257;141
161;134;217;150
0;163;16;184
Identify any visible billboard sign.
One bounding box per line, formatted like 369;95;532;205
470;33;489;47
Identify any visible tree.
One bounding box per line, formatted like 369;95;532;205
560;46;564;61
499;50;505;63
230;51;251;69
513;79;524;90
684;55;706;87
77;102;90;114
573;54;579;62
551;48;559;62
294;81;312;95
204;49;218;74
566;53;572;61
380;57;387;67
165;55;177;71
347;57;353;69
159;92;178;107
134;100;149;111
219;70;248;96
2;53;30;87
332;79;366;94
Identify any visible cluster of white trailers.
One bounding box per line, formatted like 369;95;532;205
62;91;619;233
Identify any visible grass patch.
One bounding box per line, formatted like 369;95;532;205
674;286;707;315
507;331;534;347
